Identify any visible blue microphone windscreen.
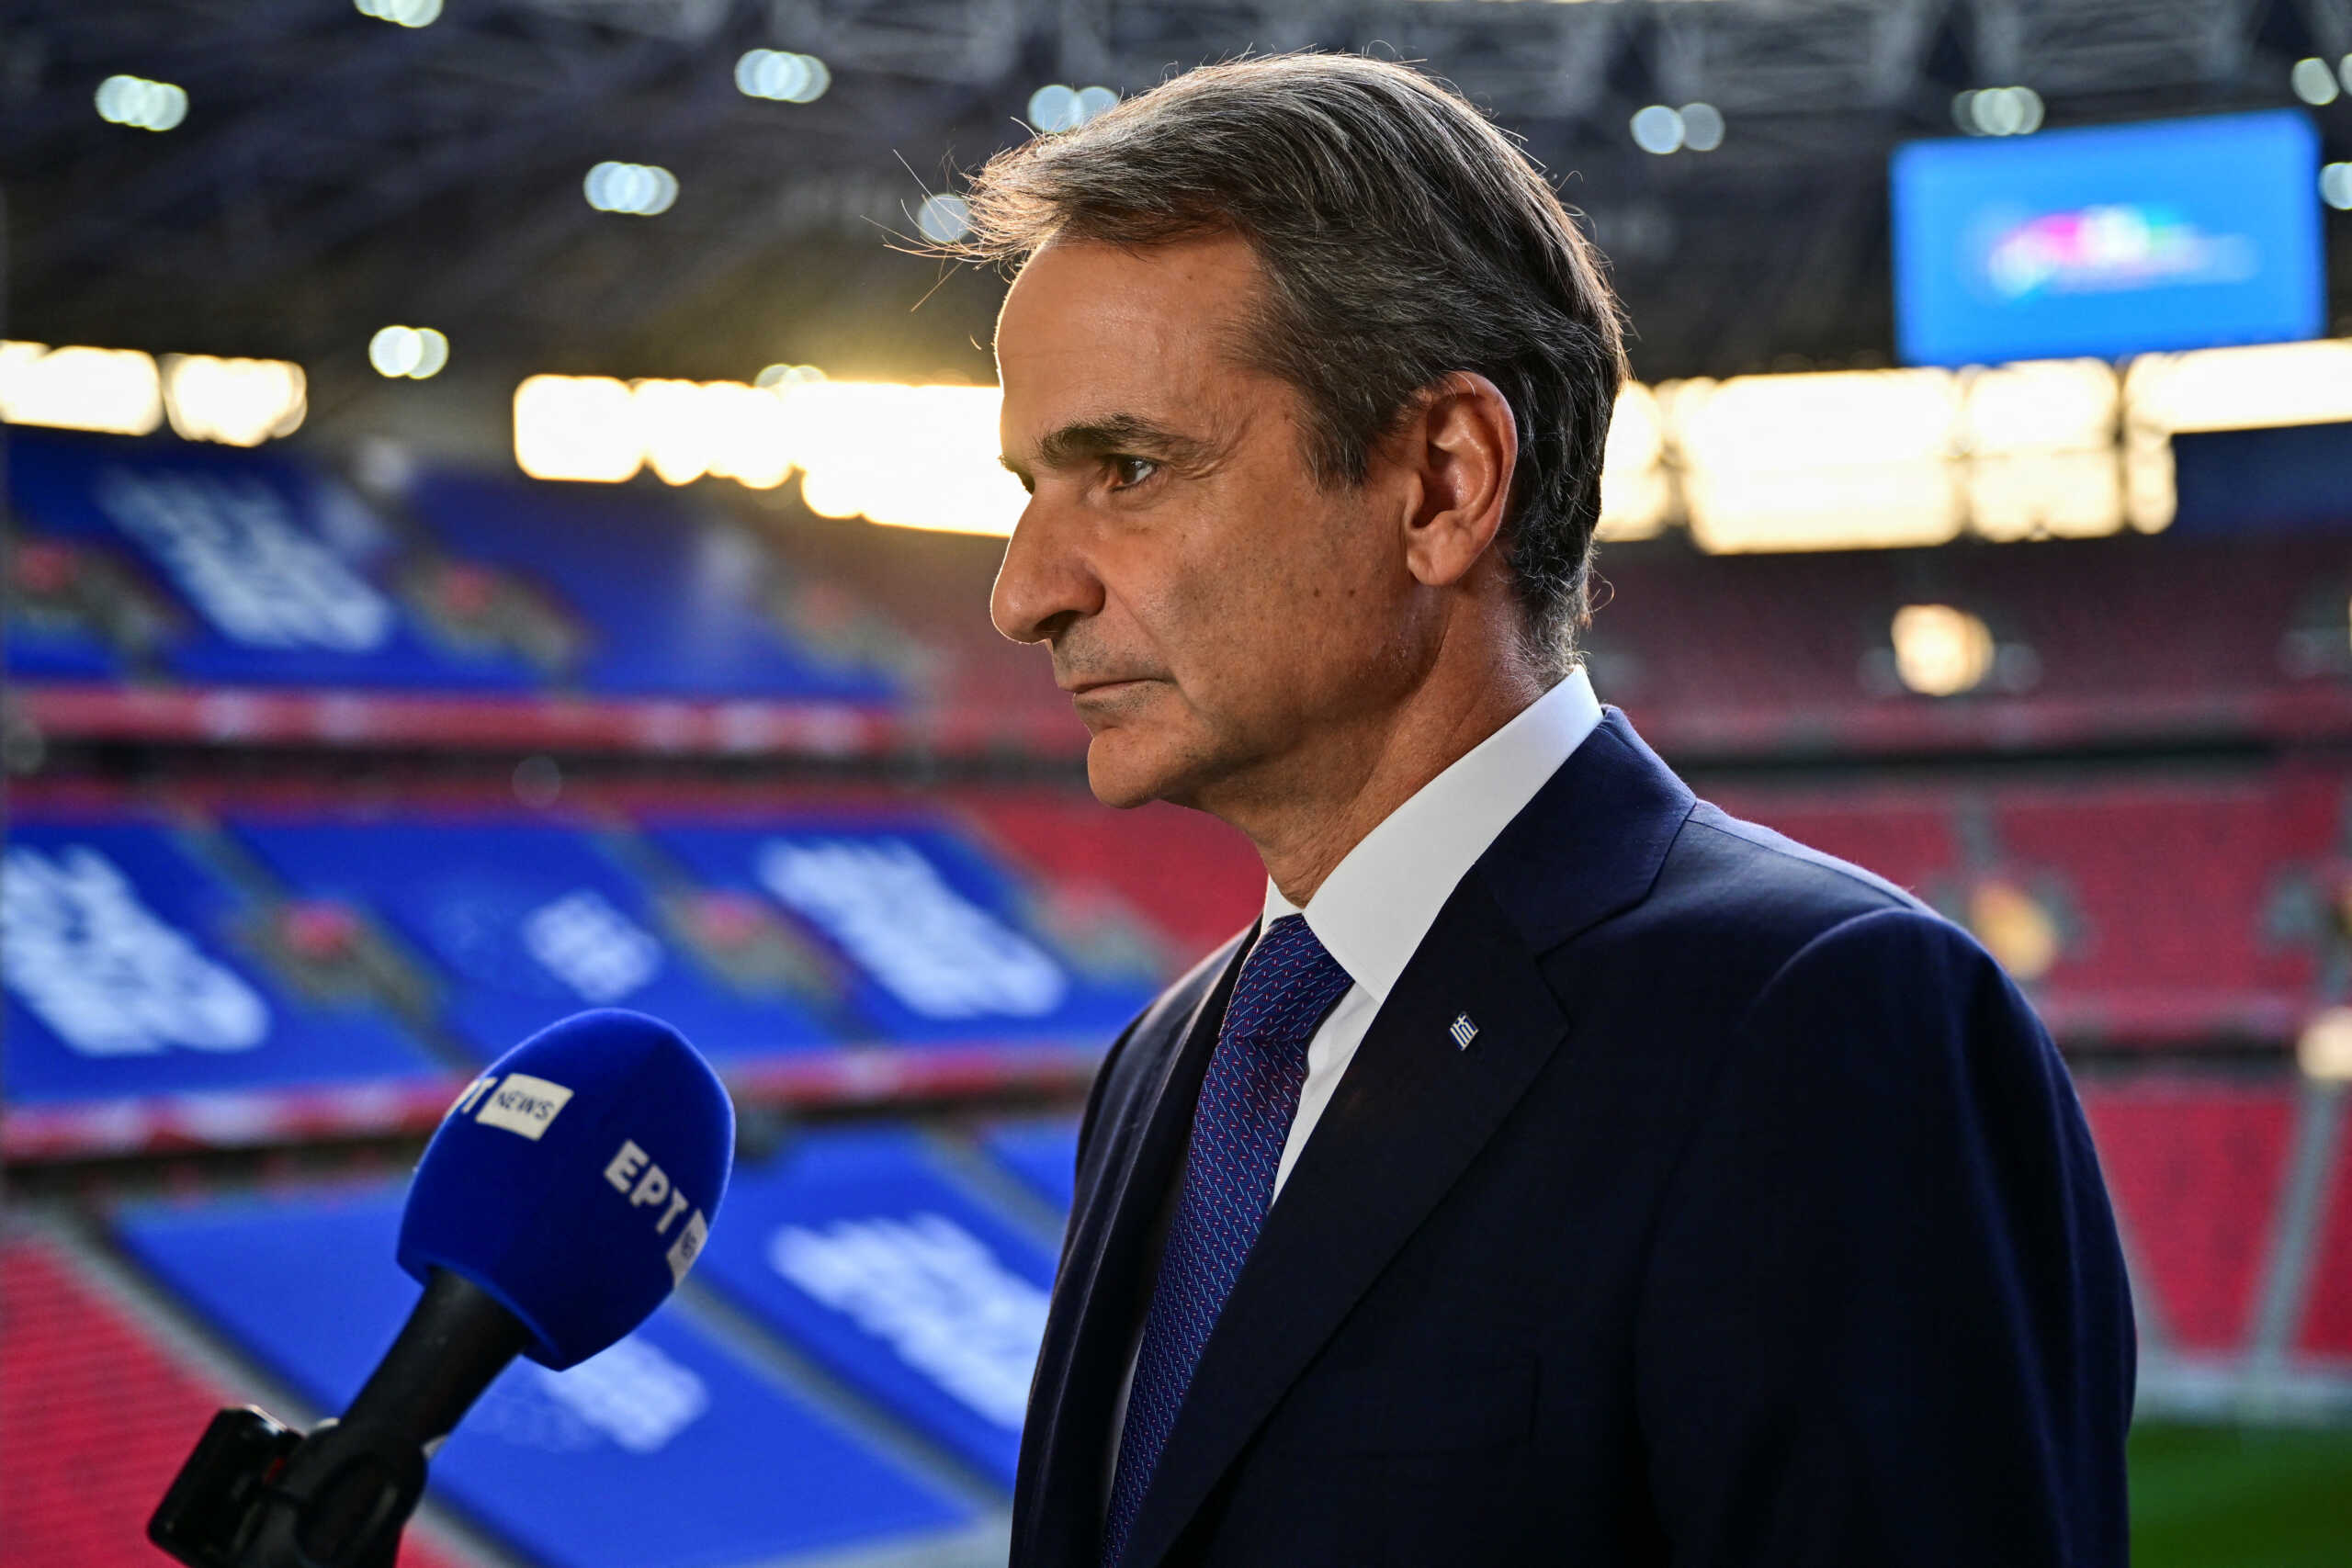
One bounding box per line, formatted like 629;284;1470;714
398;1010;735;1369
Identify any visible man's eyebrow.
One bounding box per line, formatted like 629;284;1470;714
1002;413;1216;477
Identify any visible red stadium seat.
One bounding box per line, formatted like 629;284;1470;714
0;1234;459;1568
2075;1081;2297;1354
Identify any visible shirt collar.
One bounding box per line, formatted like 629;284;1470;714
1260;666;1603;1002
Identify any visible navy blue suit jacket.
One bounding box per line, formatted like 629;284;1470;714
1012;707;2134;1568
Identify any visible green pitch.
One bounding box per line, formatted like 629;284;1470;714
2131;1421;2352;1568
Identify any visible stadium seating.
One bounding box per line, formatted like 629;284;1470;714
2295;1095;2352;1361
0;1233;458;1568
4;432;910;708
2076;1080;2298;1354
982;1116;1083;1214
225;815;841;1063
3;818;448;1105
694;1124;1061;1488
115;1186;981;1568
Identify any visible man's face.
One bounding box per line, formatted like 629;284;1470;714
993;233;1424;810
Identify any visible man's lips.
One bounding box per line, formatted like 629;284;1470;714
1062;676;1159;698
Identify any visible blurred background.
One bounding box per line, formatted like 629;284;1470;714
3;1;2351;1564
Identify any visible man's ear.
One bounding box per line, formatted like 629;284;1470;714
1399;371;1517;590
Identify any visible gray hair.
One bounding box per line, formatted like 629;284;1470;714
946;52;1627;672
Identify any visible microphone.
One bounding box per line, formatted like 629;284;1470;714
151;1010;735;1568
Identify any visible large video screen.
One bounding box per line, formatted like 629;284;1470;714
1892;110;2323;367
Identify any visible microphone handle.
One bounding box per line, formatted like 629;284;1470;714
249;1270;533;1566
342;1268;535;1449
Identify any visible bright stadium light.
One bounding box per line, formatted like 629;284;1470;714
916;193;972;243
1598;383;1669;540
1954;85;2042;137
1962;359;2118;457
1966;880;2059;981
1027;84;1116;133
2324;163;2352;212
161;355;307;446
1668;369;1965;552
514;375;645;483
736;50;830;104
354;0;443;26
1678;103;1725;152
95;74;187;131
1630;105;1684;154
584;161;679;216
1891;604;1995;696
368;325;448;379
0;341;164;435
2290;56;2341;107
2124;340;2352;434
508;371;1028;534
2298;1007;2352;1081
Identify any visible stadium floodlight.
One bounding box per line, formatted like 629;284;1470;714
2290;57;2340;107
95;74;187;132
161;355;307;446
584;162;679;216
1597;384;1668;541
1027;84;1117;134
736;50;830;104
354;0;443;27
916;194;972;243
1952;85;2043;137
1629;105;1684;155
1678;103;1724;152
2297;1007;2352;1081
2124;340;2352;435
369;326;448;379
1891;604;1995;696
2324;163;2352;212
0;341;164;435
514;376;644;483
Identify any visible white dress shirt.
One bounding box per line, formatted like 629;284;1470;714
1102;666;1605;1483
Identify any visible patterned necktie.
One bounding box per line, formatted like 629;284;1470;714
1102;914;1355;1567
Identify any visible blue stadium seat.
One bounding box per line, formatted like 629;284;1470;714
694;1125;1060;1489
404;471;902;702
6;432;542;692
3;820;443;1103
646;815;1154;1046
981;1118;1081;1214
115;1187;974;1568
226;818;839;1063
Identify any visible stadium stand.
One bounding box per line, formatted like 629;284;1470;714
114;1185;982;1568
2295;1095;2352;1361
2076;1080;2300;1354
982;1118;1084;1215
3;817;449;1104
694;1125;1060;1489
0;1232;459;1568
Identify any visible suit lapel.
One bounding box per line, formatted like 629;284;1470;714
1115;706;1696;1568
1020;930;1252;1568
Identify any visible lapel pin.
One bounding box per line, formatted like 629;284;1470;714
1448;1012;1479;1051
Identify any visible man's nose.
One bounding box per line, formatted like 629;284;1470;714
990;498;1103;645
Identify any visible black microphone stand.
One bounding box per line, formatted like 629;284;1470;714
151;1270;532;1568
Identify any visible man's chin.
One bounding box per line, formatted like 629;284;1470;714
1084;733;1175;809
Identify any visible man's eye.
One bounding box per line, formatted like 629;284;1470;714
1109;456;1159;490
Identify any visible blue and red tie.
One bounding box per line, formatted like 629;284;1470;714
1102;914;1354;1567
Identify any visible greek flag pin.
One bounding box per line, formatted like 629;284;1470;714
1448;1012;1479;1051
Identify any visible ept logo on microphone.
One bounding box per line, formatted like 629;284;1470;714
604;1138;710;1285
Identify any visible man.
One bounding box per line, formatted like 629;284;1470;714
964;53;2132;1568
